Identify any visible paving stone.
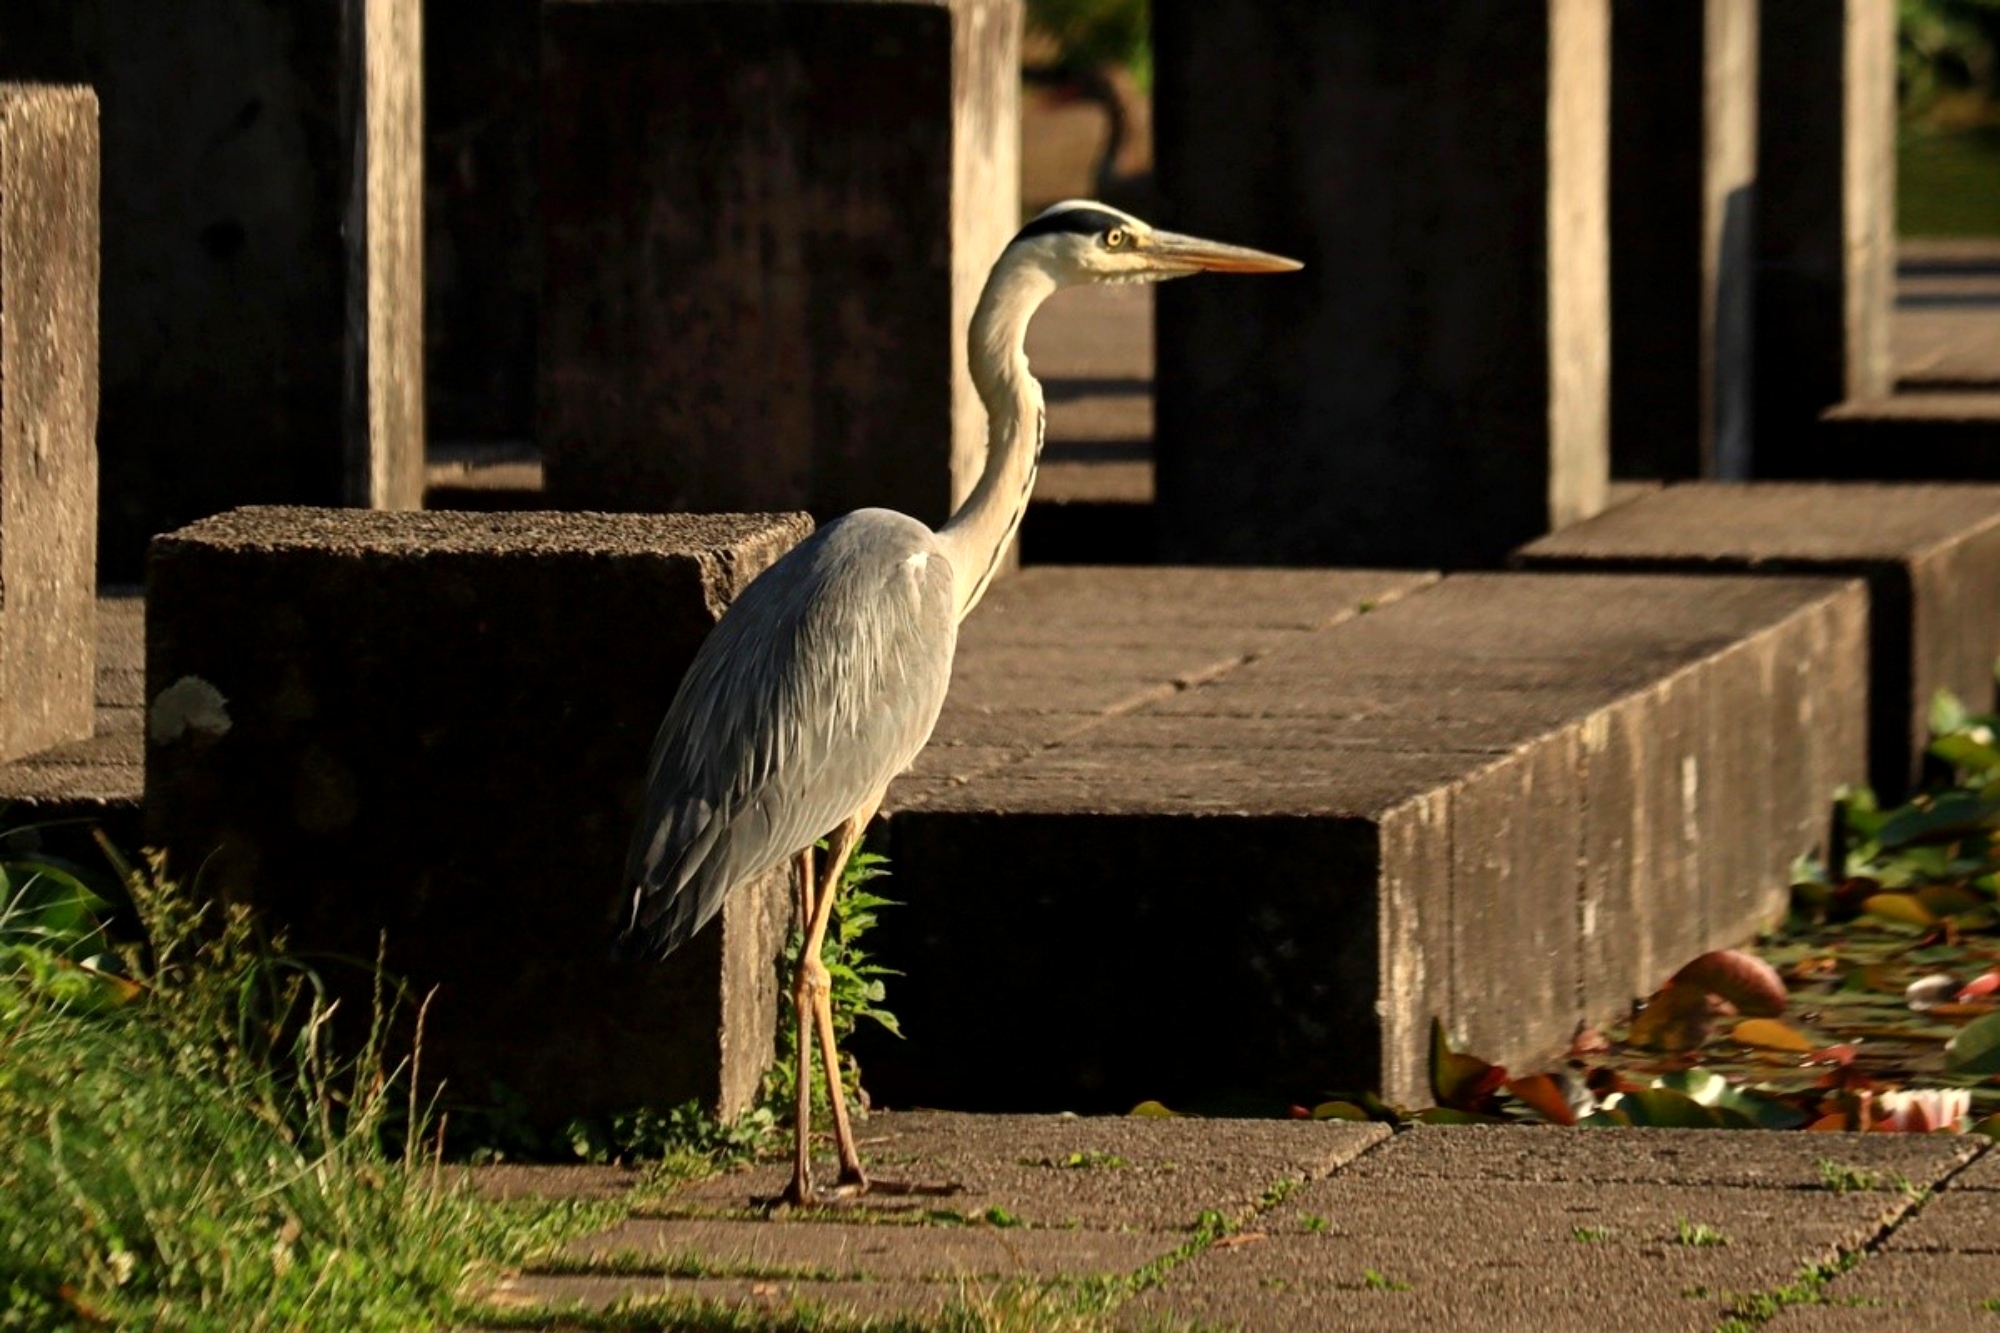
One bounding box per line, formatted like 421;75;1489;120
1948;1148;2000;1190
1880;1189;2000;1254
668;1112;1388;1231
566;1216;1172;1281
0;85;97;765
145;508;811;1126
1334;1125;1984;1190
540;0;1019;537
1151;0;1609;566
1815;1249;2000;1309
1763;1303;1987;1333
483;1272;973;1324
1120;1230;1756;1333
0;5;423;579
467;1163;643;1203
1517;481;2000;794
1283;1178;1918;1257
866;573;1866;1111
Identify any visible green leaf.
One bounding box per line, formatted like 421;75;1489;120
1944;1009;2000;1075
1931;688;1970;739
1876;788;2000;850
1930;733;2000;777
1612;1088;1725;1129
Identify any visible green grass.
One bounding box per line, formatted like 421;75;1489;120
0;837;616;1328
1900;122;2000;236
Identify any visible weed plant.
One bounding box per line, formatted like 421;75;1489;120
0;830;601;1329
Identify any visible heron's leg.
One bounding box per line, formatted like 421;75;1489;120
797;809;876;1189
781;844;819;1207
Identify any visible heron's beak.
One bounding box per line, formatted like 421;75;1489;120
1142;230;1303;275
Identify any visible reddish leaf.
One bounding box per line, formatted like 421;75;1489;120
1806;1112;1852;1132
1286;1105;1311;1119
1805;1044;1859;1067
1628;980;1725;1052
1505;1073;1578;1127
1669;949;1788;1017
1958;970;2000;1003
1429;1018;1508;1112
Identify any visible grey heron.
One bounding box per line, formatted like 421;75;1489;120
620;199;1301;1205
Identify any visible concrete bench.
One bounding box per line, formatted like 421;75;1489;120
145;507;810;1125
0;86;97;766
864;570;1866;1110
1517;482;2000;795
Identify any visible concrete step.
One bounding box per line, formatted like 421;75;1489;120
0;594;144;847
1815;393;2000;480
1516;481;2000;796
863;569;1867;1111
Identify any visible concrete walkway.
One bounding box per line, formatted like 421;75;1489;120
475;1114;1998;1332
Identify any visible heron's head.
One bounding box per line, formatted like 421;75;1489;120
1005;200;1302;286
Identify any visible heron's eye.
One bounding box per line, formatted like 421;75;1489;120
1103;227;1127;250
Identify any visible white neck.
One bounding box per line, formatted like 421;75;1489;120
936;255;1061;621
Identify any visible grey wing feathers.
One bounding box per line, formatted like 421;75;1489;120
619;511;958;958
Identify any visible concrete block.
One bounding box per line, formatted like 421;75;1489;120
1517;481;2000;795
1151;0;1609;566
0;86;97;764
863;571;1865;1110
1754;0;1897;473
144;508;811;1124
0;2;424;580
539;0;1020;536
1609;0;1756;479
1817;393;2000;480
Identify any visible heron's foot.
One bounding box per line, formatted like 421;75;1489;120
837;1175;964;1199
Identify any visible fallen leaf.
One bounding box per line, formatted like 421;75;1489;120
1958;971;2000;1003
1628;980;1725;1052
1669;950;1788;1016
1430;1018;1507;1112
1805;1044;1859;1067
1862;894;1937;929
1732;1018;1815;1053
1945;1009;2000;1075
1128;1100;1176;1118
1211;1232;1267;1249
1506;1073;1579;1127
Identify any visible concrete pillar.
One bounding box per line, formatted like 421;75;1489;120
0;86;98;764
0;1;424;581
539;0;1021;534
1753;0;1896;474
1609;0;1757;480
146;508;813;1124
1151;0;1610;568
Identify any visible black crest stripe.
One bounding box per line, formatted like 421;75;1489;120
1012;207;1130;244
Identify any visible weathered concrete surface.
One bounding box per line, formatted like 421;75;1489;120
673;1113;1388;1230
144;508;811;1125
540;0;1020;540
1609;0;1756;480
0;596;141;845
1896;238;2000;391
0;4;424;580
0;86;97;765
864;571;1865;1112
474;1116;1993;1333
1754;0;1897;475
1152;0;1609;566
1517;482;2000;796
1817;393;2000;480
